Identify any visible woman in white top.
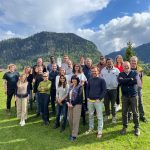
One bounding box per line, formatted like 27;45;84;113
53;75;69;132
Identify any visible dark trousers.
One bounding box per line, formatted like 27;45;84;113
81;103;86;124
104;89;117;117
55;102;68;128
50;89;56;113
7;89;15;110
122;96;139;129
39;93;50;123
84;83;88;110
116;85;120;105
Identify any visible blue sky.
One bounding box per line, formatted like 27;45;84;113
0;0;150;55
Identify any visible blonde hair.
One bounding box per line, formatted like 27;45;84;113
18;74;27;83
115;55;123;65
7;64;16;71
24;66;32;74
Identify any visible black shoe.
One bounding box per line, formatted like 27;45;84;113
35;113;40;117
45;121;50;126
69;136;76;141
120;127;127;135
53;124;60;129
140;117;148;123
60;127;65;132
134;128;140;136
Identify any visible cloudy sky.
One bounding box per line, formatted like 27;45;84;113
0;0;150;55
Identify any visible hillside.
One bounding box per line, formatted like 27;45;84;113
106;43;150;63
0;31;101;68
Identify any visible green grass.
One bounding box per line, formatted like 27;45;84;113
0;72;150;150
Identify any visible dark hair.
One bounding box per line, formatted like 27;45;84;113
58;75;67;88
71;75;80;85
106;58;114;63
72;64;82;74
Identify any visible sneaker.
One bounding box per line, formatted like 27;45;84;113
19;121;22;125
104;116;110;122
140;117;148;123
112;117;116;124
116;104;121;112
97;131;102;139
134;128;140;136
85;129;94;135
20;120;25;126
120;127;127;135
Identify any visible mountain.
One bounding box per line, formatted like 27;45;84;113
0;31;101;68
106;43;150;63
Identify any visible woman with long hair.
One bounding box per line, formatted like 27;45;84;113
53;75;69;132
114;55;124;112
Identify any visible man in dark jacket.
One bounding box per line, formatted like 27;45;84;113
49;63;59;114
118;61;140;136
86;66;106;139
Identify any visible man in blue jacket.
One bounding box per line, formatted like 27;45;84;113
86;66;106;139
118;61;140;136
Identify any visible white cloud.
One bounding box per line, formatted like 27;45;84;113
0;0;110;36
76;12;150;55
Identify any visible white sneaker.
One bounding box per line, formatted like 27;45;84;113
19;121;22;125
85;129;94;135
97;131;102;138
20;120;25;126
112;117;116;124
116;105;121;112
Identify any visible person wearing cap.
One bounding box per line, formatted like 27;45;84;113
97;56;106;74
38;72;51;125
3;64;19;114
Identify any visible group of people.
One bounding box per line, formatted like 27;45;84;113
3;54;147;141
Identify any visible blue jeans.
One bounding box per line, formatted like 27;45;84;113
55;102;68;128
39;93;50;122
35;92;41;114
88;101;103;132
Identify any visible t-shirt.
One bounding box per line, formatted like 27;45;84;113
3;71;19;89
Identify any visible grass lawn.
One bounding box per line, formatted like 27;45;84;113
0;72;150;150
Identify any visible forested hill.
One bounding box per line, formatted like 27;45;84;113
106;43;150;63
0;31;101;68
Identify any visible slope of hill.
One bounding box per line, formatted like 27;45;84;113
106;43;150;63
0;31;101;68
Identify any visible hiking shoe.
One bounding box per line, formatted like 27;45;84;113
140;117;148;123
97;131;102;139
134;128;140;136
85;129;94;135
112;117;116;124
69;136;76;141
120;127;127;135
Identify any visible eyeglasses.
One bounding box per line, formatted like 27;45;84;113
43;76;48;77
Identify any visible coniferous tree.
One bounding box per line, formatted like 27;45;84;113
125;41;135;61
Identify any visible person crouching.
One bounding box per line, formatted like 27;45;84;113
38;72;51;125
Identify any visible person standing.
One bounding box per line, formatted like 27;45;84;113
118;61;140;136
114;55;124;112
33;66;44;116
15;74;29;126
67;75;83;141
97;56;106;74
24;66;33;110
38;72;51;125
53;75;69;132
49;63;59;114
86;66;106;138
130;56;147;122
3;64;19;114
101;58;120;123
61;55;69;71
47;56;59;72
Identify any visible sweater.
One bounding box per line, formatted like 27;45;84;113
118;70;138;97
101;67;120;89
38;80;51;95
87;77;106;100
